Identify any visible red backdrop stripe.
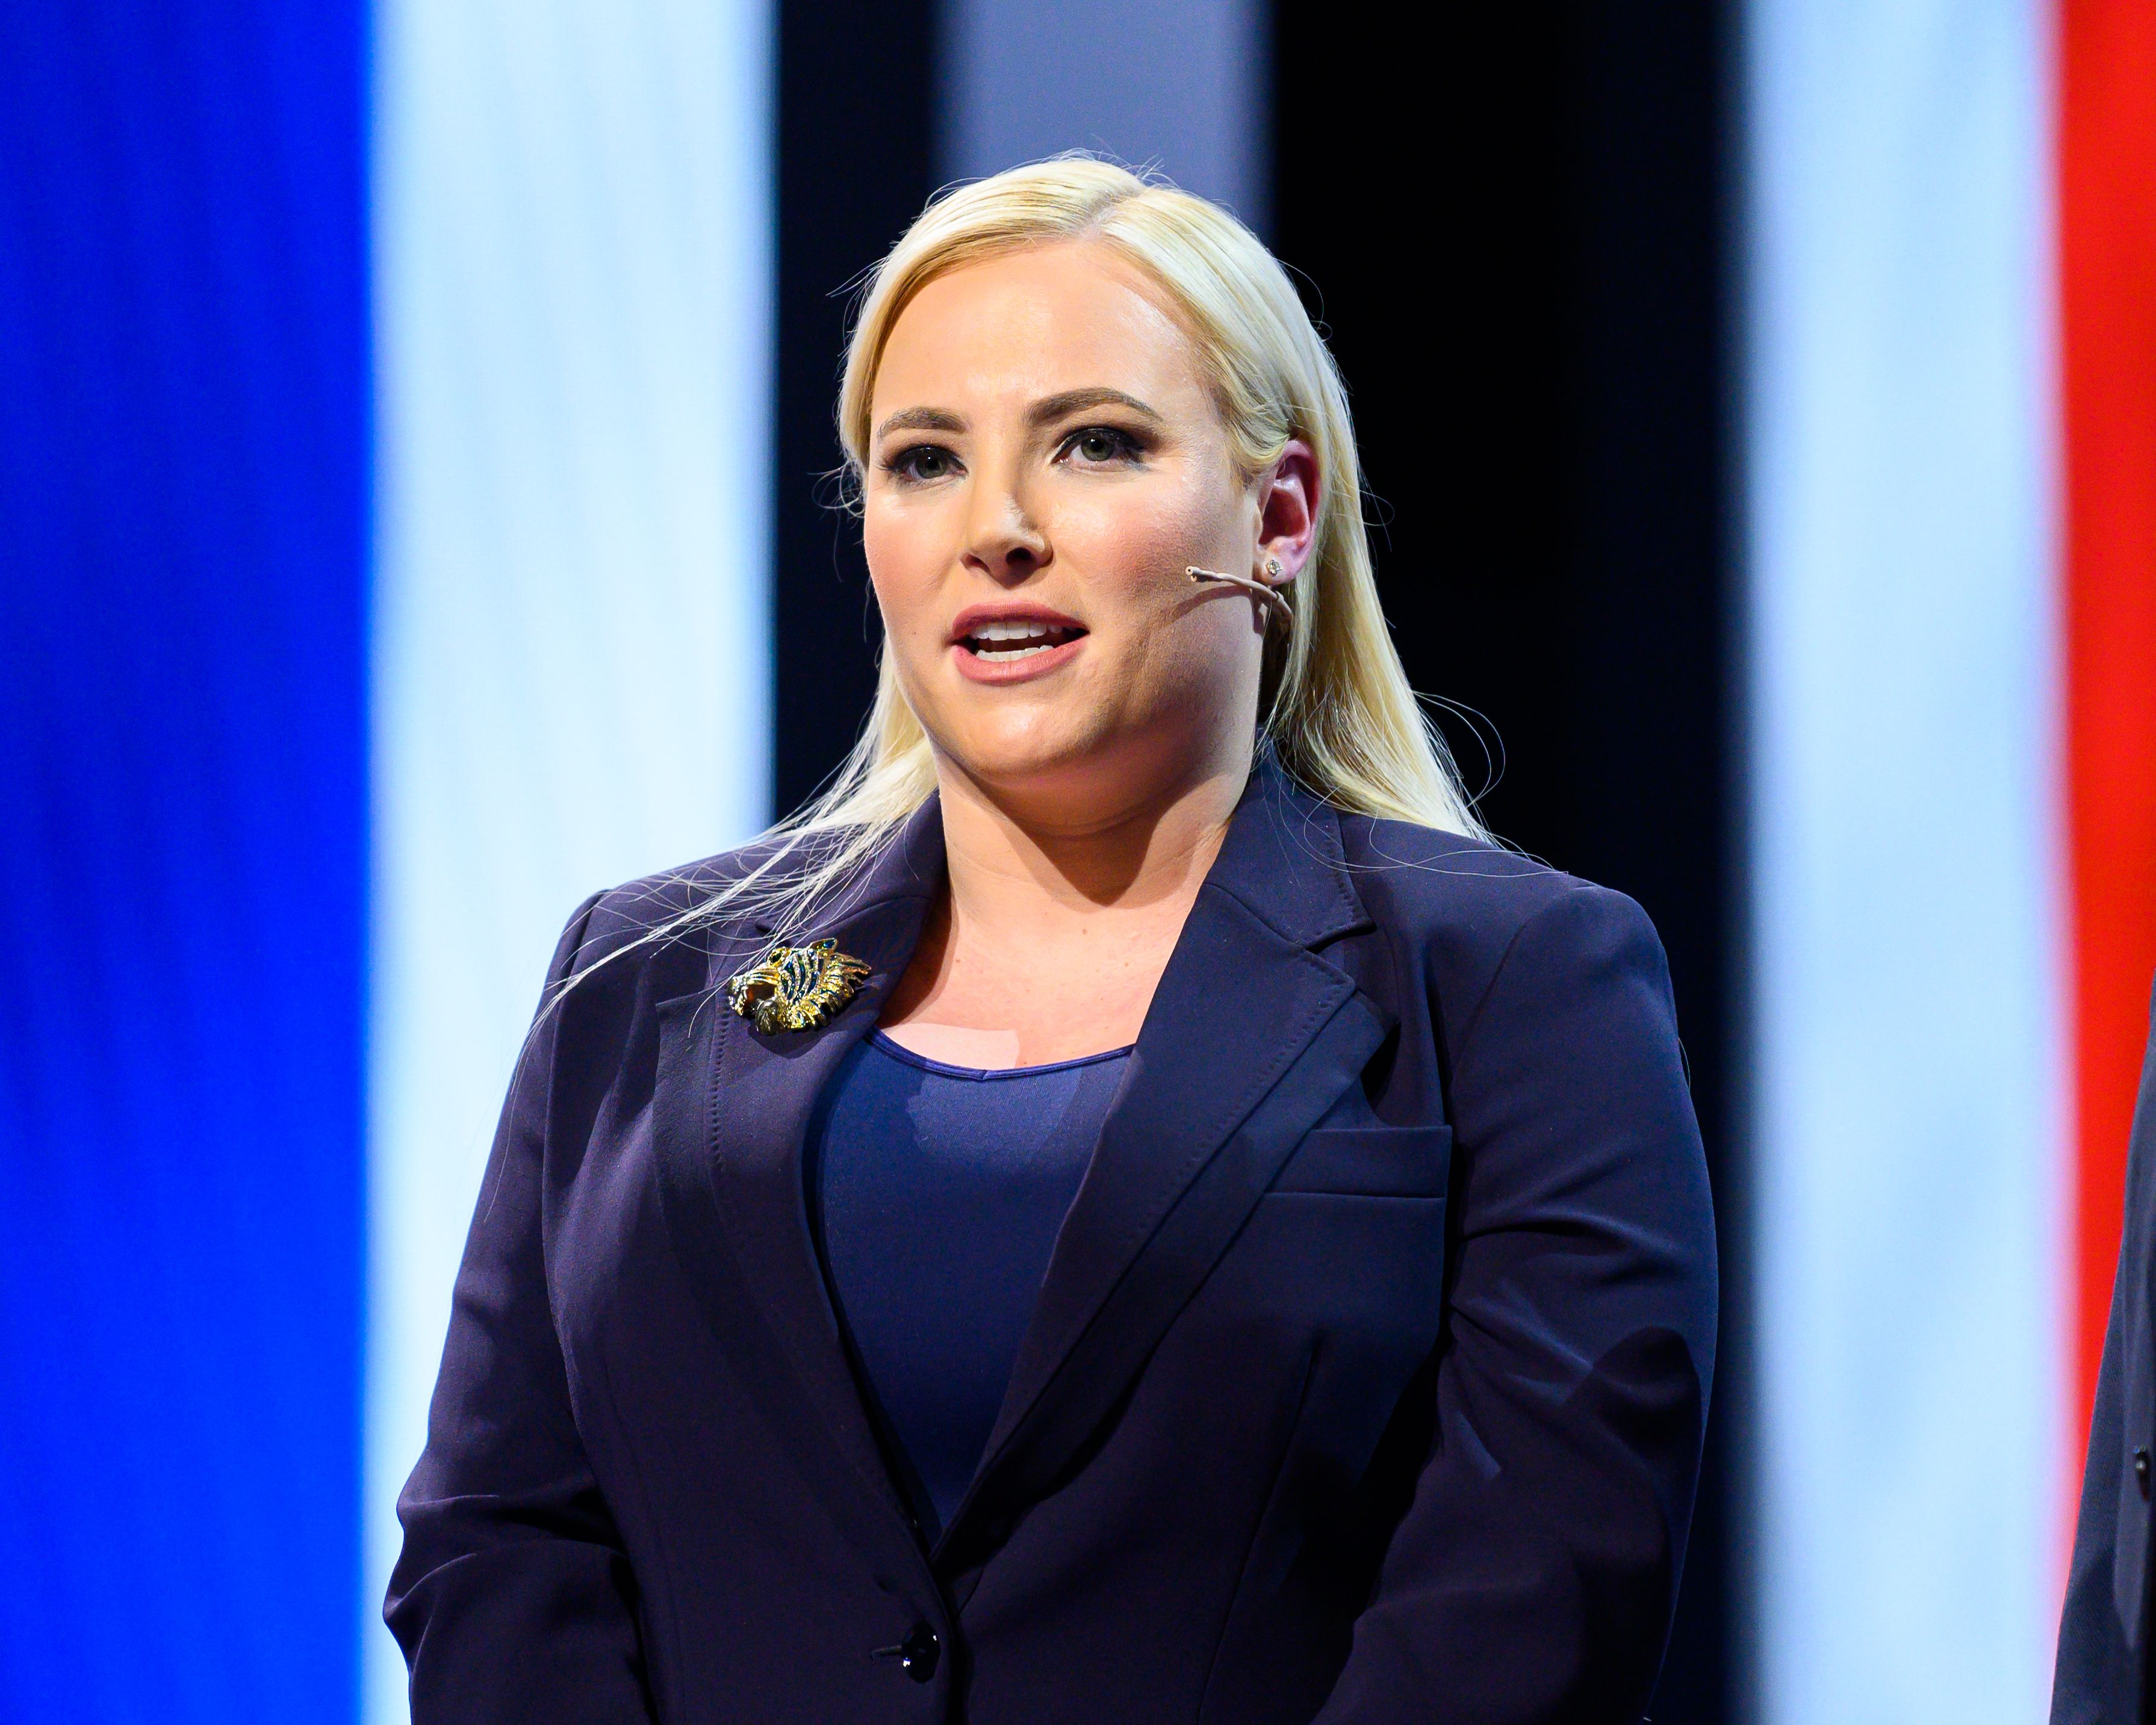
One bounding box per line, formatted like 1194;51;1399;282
2060;0;2156;1471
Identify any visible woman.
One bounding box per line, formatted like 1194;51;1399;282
387;158;1716;1724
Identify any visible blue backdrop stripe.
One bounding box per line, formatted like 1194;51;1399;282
0;5;367;1721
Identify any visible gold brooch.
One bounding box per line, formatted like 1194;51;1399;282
725;939;872;1034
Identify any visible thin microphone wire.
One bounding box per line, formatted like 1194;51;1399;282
1186;565;1294;629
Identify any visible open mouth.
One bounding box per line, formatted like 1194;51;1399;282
958;620;1087;662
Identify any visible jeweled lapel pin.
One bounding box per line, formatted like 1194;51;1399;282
725;939;872;1034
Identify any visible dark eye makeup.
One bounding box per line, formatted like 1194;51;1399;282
1058;424;1147;465
884;443;961;482
879;421;1151;485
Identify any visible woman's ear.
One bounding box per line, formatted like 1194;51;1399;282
1256;439;1319;582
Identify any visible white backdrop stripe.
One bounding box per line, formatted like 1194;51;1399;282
1745;0;2066;1718
365;3;775;1715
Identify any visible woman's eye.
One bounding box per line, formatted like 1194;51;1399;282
1063;426;1141;465
889;444;958;482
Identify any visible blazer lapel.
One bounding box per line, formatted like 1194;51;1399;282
943;764;1387;1571
652;763;1388;1583
651;801;945;1564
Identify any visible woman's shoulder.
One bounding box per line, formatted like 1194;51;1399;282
1334;810;1665;981
1332;813;1680;1087
556;829;823;985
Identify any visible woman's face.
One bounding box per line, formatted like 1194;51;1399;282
862;240;1314;825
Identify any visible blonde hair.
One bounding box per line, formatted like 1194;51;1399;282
607;157;1483;959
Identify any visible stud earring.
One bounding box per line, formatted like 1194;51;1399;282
1266;556;1284;579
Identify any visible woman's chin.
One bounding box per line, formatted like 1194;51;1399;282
942;736;1102;797
935;722;1230;827
932;724;1123;797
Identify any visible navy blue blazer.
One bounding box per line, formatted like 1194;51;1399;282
387;762;1718;1723
2054;977;2156;1724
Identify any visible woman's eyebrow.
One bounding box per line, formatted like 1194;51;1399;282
874;405;966;440
1027;387;1163;426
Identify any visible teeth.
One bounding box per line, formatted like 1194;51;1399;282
965;618;1079;662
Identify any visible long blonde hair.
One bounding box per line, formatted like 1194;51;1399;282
612;157;1483;957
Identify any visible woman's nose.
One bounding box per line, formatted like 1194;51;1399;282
962;487;1050;583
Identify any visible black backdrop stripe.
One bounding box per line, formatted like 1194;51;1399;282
772;0;936;819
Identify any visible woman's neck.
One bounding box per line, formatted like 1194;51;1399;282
937;752;1246;919
876;748;1251;1068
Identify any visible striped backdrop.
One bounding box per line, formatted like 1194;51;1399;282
1;4;2150;1722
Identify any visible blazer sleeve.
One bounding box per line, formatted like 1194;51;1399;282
385;894;657;1724
1317;883;1718;1725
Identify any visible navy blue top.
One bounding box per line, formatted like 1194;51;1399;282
808;1030;1131;1541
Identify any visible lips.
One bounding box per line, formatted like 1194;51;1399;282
946;605;1089;683
949;604;1088;659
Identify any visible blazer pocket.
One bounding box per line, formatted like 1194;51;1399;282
1269;1123;1453;1198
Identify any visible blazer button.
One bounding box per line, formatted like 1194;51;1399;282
899;1624;940;1683
2136;1448;2151;1499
